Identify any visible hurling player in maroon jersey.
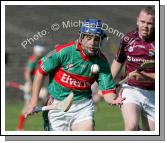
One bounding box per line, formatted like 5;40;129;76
111;7;155;131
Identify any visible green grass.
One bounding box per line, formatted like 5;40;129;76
5;103;43;131
5;101;124;131
95;102;124;131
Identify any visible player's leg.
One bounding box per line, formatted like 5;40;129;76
48;98;72;131
141;113;155;131
121;103;141;131
42;110;49;131
146;118;155;131
120;85;143;131
141;90;155;131
16;93;31;131
48;97;94;131
48;109;70;131
71;99;95;131
16;114;26;131
71;119;94;131
136;110;144;131
42;95;50;131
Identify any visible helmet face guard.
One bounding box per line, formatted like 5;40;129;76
79;19;106;56
80;19;107;43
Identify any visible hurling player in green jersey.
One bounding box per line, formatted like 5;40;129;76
16;44;46;131
25;19;125;131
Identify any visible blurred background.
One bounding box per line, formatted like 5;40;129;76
5;5;151;131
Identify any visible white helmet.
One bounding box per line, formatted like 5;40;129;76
33;45;45;55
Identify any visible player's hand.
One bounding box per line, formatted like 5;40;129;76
103;93;125;106
24;103;36;118
128;71;145;81
111;90;126;106
46;95;54;105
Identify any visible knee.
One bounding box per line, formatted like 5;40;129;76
124;123;138;131
72;119;94;131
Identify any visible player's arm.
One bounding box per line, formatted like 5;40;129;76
140;72;155;80
111;59;124;79
128;71;155;81
91;82;103;104
25;70;45;117
103;92;116;105
98;56;125;105
30;70;45;106
110;37;127;79
25;50;61;117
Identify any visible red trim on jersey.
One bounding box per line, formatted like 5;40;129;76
38;60;42;66
53;67;96;90
55;41;75;53
38;60;48;75
76;42;89;61
31;69;37;75
102;88;116;95
28;55;36;62
38;67;48;75
54;44;60;49
24;55;38;76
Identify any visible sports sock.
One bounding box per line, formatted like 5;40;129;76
17;114;26;129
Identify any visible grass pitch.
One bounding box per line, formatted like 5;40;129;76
5;101;124;131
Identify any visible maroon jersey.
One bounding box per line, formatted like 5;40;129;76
115;29;155;90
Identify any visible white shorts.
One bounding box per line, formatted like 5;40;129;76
48;98;94;131
23;82;31;100
121;84;155;121
24;92;31;100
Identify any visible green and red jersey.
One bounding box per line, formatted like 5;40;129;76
25;55;39;80
38;40;116;101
